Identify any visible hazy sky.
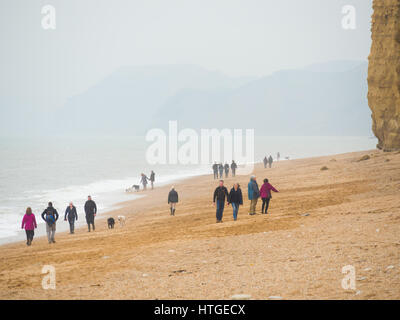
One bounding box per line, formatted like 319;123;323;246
0;0;372;111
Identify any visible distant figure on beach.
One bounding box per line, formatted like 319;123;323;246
228;183;243;221
21;207;37;246
263;156;268;168
247;176;260;215
218;163;224;179
84;196;97;232
224;163;229;178
64;202;78;234
277;152;280;161
260;179;279;214
268;155;273;168
213;180;229;223
41;202;59;244
168;186;179;216
150;170;155;189
231;160;237;177
212;162;218;179
141;173;149;190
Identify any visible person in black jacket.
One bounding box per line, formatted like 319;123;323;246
150;171;155;189
224;163;229;178
41;202;59;244
228;183;243;221
64;202;78;234
168;186;179;216
231;160;237;177
213;180;229;223
84;196;97;232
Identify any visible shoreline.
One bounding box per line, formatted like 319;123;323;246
0;150;356;247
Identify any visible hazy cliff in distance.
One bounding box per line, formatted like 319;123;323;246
1;61;371;137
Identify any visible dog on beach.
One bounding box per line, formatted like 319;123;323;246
117;215;126;227
126;185;140;193
107;217;115;229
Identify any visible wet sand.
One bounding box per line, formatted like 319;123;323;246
0;149;399;300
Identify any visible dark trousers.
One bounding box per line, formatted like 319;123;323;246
68;219;75;233
86;214;95;231
25;229;34;244
213;171;218;179
216;200;225;222
232;169;236;177
262;197;271;213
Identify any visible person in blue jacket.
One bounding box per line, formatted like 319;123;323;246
247;175;260;215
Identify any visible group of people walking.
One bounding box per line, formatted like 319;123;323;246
20;167;279;247
212;176;278;223
212;161;237;179
20;196;98;246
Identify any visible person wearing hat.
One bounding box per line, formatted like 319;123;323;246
168;186;179;216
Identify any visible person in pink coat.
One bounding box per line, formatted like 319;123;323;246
21;207;37;246
260;179;279;214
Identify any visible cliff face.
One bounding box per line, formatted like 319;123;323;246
368;0;400;151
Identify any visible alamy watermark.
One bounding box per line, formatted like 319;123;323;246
41;5;56;30
341;5;356;30
145;121;255;175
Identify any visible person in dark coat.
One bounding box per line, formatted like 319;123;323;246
263;156;268;168
64;202;78;234
268;155;273;168
213;180;229;223
167;186;179;216
218;163;224;179
84;196;97;232
141;173;149;190
248;175;260;215
41;202;59;244
149;170;155;189
224;163;229;178
228;183;243;221
212;162;218;179
230;160;237;177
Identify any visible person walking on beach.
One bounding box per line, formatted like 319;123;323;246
248;176;260;215
263;156;268;168
224;163;230;178
231;160;237;177
260;179;279;214
213;180;229;223
218;163;224;179
21;207;37;246
140;173;149;190
212;162;218;179
268;155;273;168
149;170;155;190
41;202;59;244
277;152;280;162
228;183;243;221
64;202;78;234
84;196;97;232
168;186;179;216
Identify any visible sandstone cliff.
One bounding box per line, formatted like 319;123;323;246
368;0;400;151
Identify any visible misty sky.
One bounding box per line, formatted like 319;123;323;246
0;0;372;112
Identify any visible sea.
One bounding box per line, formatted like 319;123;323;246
0;135;377;241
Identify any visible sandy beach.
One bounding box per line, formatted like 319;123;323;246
0;149;399;300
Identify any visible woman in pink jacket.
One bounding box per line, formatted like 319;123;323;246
260;179;279;214
21;207;37;246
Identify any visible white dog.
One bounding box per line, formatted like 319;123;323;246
117;215;126;227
